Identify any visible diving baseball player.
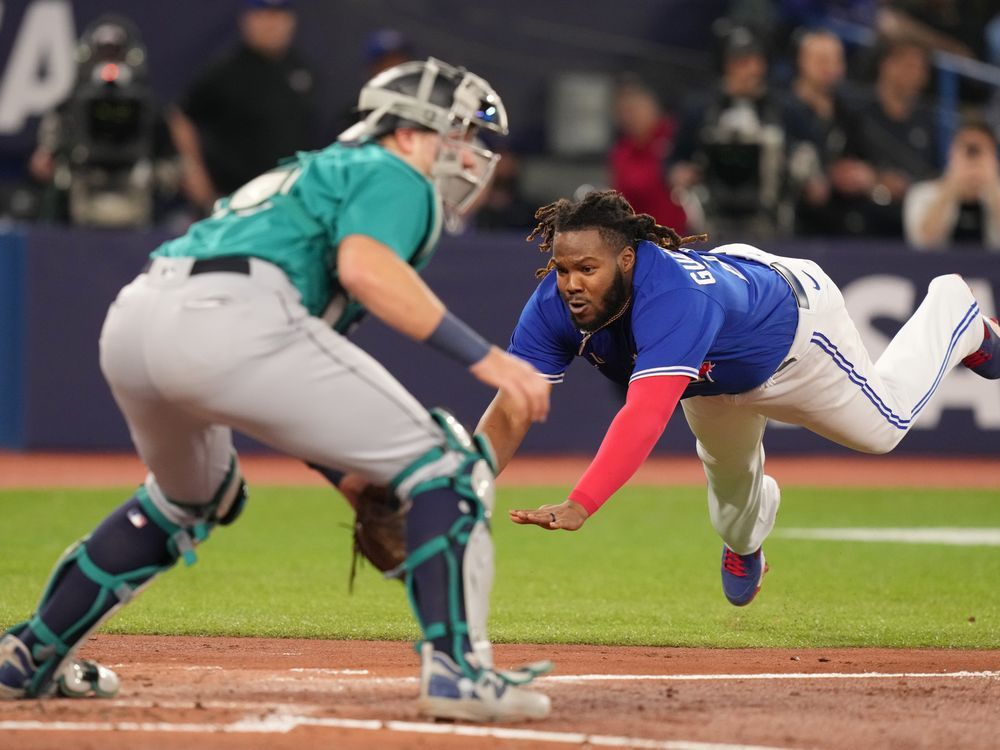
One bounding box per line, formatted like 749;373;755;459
0;58;553;722
477;189;1000;606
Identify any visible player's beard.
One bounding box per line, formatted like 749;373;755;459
574;268;630;332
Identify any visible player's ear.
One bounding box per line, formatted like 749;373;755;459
619;246;636;273
392;128;415;154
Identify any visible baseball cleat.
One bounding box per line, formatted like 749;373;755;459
721;546;768;606
57;659;121;699
962;317;1000;379
0;631;121;699
0;632;35;699
417;642;551;722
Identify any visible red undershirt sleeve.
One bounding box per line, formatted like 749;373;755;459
568;374;689;516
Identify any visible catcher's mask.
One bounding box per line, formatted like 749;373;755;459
338;57;508;232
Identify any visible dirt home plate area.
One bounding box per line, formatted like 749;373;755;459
2;453;999;750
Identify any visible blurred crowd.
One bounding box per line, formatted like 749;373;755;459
12;0;1000;251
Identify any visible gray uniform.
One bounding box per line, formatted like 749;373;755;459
100;141;445;508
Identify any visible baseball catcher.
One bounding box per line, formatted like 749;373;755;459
0;57;552;723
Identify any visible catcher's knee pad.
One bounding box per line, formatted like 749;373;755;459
143;455;249;563
392;408;497;510
393;409;498;678
12;459;248;697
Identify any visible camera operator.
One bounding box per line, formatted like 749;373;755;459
782;29;878;237
903;117;1000;250
28;15;179;228
669;26;791;240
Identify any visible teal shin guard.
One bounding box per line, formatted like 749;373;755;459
5;487;211;697
396;409;498;680
404;485;483;675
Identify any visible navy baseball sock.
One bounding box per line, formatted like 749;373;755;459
12;494;175;679
406;487;474;659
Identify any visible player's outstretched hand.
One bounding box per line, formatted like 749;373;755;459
509;499;589;531
470;347;550;423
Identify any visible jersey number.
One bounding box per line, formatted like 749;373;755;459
214;164;303;218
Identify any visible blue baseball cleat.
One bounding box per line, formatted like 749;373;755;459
962;317;1000;380
417;642;551;722
0;633;35;699
0;631;120;700
721;546;768;606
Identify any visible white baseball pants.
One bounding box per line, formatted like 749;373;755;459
681;254;985;555
99;257;442;509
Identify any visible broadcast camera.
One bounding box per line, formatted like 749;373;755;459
43;15;173;227
686;25;793;239
696;101;789;234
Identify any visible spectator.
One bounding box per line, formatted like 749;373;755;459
783;29;878;235
608;76;686;233
670;27;790;240
169;0;320;214
27;15;179;227
903;117;1000;250
988;12;1000;66
364;28;414;78
849;38;939;235
879;0;992;61
473;149;537;231
726;0;880;80
337;29;416;134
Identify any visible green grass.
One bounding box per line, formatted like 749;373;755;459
2;485;998;648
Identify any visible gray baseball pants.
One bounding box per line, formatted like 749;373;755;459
99;256;442;508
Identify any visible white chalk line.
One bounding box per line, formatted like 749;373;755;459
545;670;1000;683
0;714;790;750
117;670;1000;690
289;667;369;675
104;698;324;713
94;669;1000;690
242;670;1000;687
777;527;1000;546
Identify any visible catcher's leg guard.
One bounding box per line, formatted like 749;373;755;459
0;460;247;698
400;411;553;722
394;409;501;678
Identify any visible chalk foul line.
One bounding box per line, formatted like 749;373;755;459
0;714;793;750
776;527;1000;546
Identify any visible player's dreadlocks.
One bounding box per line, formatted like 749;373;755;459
527;190;708;278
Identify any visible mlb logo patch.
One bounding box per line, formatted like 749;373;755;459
127;508;148;529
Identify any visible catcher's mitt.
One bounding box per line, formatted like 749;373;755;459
350;484;408;590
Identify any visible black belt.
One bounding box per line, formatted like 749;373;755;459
772;262;810;310
142;256;252;275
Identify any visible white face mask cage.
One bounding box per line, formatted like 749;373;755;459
431;132;500;233
338;57;508;232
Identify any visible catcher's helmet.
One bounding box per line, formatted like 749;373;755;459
339;57;508;227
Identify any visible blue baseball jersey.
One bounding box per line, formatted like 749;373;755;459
508;241;799;397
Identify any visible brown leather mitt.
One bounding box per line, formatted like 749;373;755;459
350;484;407;589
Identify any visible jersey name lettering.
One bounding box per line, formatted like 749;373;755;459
666;250;716;286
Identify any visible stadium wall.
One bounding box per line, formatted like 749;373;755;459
1;226;998;454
